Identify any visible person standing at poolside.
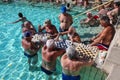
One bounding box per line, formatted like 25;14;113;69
22;31;40;70
58;5;73;32
61;46;94;80
41;39;65;80
90;16;115;50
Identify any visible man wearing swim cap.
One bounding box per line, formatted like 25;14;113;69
22;31;40;71
41;39;65;79
58;5;73;32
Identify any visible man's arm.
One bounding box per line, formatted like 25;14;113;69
77;60;94;67
39;26;45;32
59;30;69;35
12;19;22;24
53;49;65;57
91;32;101;41
90;28;108;46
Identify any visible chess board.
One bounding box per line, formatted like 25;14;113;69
32;33;75;49
55;40;76;49
76;43;99;61
31;33;51;42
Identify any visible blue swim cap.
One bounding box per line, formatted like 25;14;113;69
24;31;31;37
61;5;66;13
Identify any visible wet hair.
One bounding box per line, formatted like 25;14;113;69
100;16;110;24
18;12;23;17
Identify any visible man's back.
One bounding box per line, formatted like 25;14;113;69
42;45;57;62
41;40;65;71
61;54;83;76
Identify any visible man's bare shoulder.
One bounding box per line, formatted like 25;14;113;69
106;25;114;31
103;25;113;31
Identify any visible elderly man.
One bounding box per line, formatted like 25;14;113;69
41;39;65;79
22;31;40;70
90;16;115;50
38;19;58;37
61;46;93;80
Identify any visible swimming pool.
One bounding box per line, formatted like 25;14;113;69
0;1;106;80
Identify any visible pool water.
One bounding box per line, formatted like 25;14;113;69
0;2;106;80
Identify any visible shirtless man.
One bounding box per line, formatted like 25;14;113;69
22;31;40;70
61;46;93;80
58;6;73;32
90;16;115;50
41;39;65;78
80;12;97;27
38;19;58;37
22;21;36;38
12;12;28;24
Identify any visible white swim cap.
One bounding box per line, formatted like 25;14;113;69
46;39;55;48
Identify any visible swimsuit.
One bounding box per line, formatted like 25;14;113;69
96;43;109;51
24;52;37;58
41;66;55;75
62;73;81;80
